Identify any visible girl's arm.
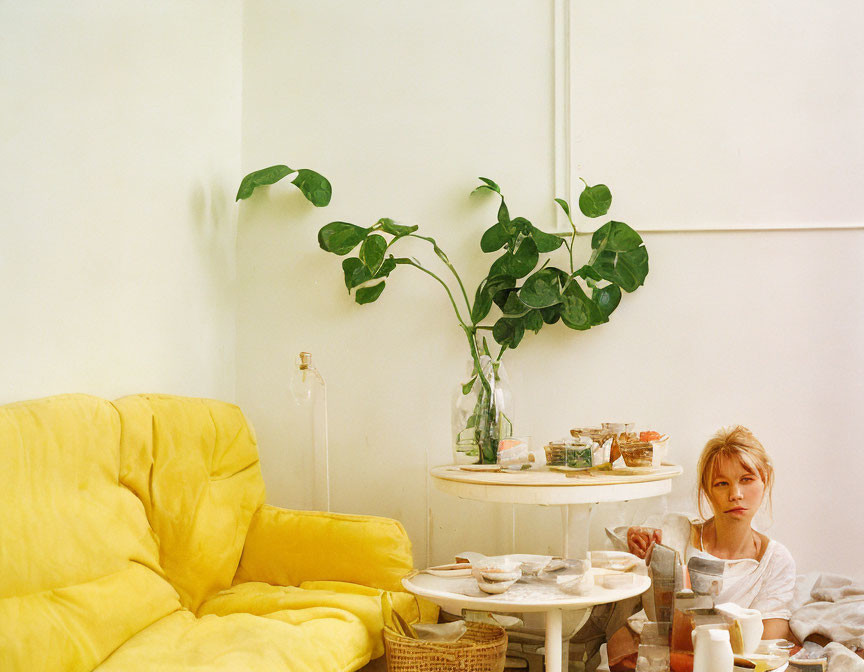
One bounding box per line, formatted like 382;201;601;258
762;618;797;642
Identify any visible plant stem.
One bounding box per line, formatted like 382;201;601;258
408;233;472;319
563;237;574;274
400;258;469;329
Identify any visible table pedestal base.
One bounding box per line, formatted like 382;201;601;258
561;503;594;559
545;609;562;672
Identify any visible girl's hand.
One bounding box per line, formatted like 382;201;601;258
627;526;662;561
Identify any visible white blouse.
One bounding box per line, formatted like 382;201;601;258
686;537;797;620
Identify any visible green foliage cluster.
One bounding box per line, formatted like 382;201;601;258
237;166;648;361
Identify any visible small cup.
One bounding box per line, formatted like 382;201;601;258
598;573;637;589
497;436;531;469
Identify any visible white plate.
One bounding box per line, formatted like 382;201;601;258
458;464;500;472
425;563;473;577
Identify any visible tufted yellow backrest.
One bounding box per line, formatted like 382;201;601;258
0;394;180;671
113;394;266;610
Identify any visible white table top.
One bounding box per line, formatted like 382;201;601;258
430;464;683;505
403;569;651;614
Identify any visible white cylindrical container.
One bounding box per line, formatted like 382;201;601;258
692;626;733;672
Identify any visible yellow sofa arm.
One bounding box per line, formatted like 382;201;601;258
234;505;415;593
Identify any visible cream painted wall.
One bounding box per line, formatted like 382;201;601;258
0;1;242;403
239;1;864;579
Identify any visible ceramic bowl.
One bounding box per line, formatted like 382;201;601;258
471;566;520;594
473;557;522;582
556;572;593;595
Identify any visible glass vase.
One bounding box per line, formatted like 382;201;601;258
451;354;514;464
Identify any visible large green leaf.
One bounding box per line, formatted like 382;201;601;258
560;281;604;330
318;222;369;255
374;257;397;279
291;169;332;207
501;291;531;317
355;281;386;304
540;304;561;325
497;200;512;235
593;284;622;320
591;221;643;252
342;258;370;291
492;317;525;349
359;234;387;274
589;221;648;292
510;237;539;277
492;286;516;310
491;237;539;279
378;218;418;237
573;264;603;281
511;217;533;236
471;282;494;324
472;275;515;323
578;183;612;218
529;225;564;253
519;267;563;308
592;247;649;292
480;223;509;253
523;310;544;333
236;165;294;201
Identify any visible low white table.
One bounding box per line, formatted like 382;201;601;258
430;464;683;559
404;569;651;672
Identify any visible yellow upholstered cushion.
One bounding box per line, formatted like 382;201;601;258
235;505;414;592
95;608;372;672
200;580;435;659
0;394;180;672
114;394;266;610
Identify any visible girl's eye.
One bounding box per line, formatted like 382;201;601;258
714;481;728;487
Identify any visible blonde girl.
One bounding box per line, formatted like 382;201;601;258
628;426;796;638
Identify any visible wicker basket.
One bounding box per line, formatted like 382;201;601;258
383;621;508;672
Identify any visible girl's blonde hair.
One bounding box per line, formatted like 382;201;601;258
696;425;774;521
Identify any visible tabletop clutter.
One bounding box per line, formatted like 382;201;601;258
491;422;670;472
635;541;805;672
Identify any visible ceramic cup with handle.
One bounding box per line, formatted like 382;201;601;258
715;603;764;654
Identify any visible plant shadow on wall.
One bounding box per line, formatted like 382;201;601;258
236;164;649;464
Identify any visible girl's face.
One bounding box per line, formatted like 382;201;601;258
706;455;765;524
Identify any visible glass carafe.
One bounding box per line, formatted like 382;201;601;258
288;352;330;511
451;354;513;464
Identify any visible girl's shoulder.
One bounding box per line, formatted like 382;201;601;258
760;536;795;570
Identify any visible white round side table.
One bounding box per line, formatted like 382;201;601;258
404;569;651;672
430;464;683;562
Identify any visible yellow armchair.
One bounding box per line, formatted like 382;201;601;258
0;393;435;672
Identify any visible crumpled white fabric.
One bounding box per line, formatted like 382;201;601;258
791;573;864;649
824;643;864;671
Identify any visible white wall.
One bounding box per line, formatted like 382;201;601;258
6;1;857;581
0;1;242;403
239;1;864;578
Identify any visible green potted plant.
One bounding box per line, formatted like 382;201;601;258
237;165;649;464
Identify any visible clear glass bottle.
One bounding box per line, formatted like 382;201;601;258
288;352;330;511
